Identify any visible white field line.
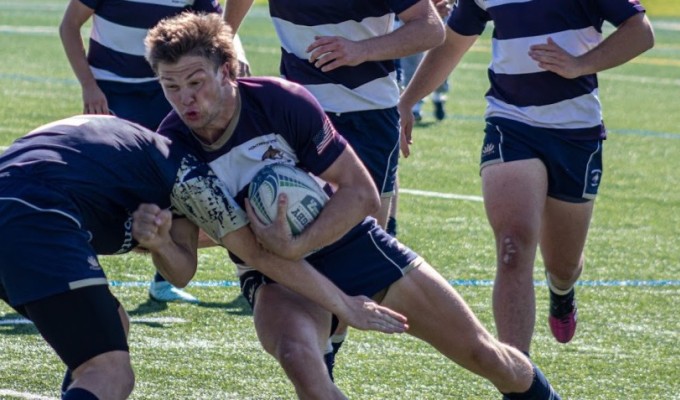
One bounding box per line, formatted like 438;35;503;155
0;389;57;400
400;188;483;202
0;316;187;326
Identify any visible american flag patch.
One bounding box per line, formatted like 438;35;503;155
313;116;336;154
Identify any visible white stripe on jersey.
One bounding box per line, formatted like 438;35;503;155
491;27;602;75
272;14;400;112
304;71;400;113
484;0;532;7
126;0;197;6
207;133;299;198
273;15;394;57
486;90;603;129
89;66;158;83
90;15;148;56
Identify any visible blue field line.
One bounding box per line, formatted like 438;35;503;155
108;279;680;288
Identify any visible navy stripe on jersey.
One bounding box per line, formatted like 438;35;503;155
80;0;221;83
81;1;187;29
447;0;644;139
281;49;395;90
488;0;603;40
270;0;415;25
88;40;155;79
487;70;598;107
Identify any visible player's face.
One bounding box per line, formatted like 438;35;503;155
158;56;237;143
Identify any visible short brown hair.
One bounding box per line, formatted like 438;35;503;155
145;12;239;77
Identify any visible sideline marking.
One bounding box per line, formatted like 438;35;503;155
106;279;680;288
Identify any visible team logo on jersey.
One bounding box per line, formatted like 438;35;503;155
87;256;101;270
261;145;284;161
482;142;495;156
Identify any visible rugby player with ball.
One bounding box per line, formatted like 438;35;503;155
134;12;562;399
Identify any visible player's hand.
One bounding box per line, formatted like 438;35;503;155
132;203;173;252
433;0;452;19
306;36;366;72
528;37;584;79
340;295;409;334
81;82;110;115
245;194;303;260
397;99;415;158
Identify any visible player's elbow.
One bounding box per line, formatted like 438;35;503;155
357;185;381;217
431;19;447;48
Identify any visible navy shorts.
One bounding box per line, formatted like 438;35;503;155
327;108;400;197
481;118;603;203
98;80;172;131
240;218;422;306
0;179;109;307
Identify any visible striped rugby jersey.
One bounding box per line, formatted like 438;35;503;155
268;0;419;113
448;0;645;139
80;0;221;84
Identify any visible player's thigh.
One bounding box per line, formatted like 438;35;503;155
253;283;332;354
540;197;594;270
23;285;129;371
380;263;494;362
481;159;547;238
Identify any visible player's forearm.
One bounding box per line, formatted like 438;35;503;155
360;6;444;62
59;24;98;89
400;28;476;110
577;13;654;76
147;241;198;288
224;226;352;316
223;0;254;33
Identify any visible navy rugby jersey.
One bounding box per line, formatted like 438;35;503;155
0;115;199;255
80;0;221;84
268;0;418;113
159;77;349;271
448;0;645;140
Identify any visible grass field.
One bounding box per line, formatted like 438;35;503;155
1;1;679;399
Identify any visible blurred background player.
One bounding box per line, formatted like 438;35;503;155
399;0;654;355
59;0;249;303
396;0;453;122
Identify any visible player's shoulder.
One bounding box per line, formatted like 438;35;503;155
239;77;316;103
238;76;323;116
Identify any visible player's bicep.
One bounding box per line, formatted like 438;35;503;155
317;146;373;191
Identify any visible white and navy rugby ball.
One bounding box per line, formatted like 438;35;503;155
248;164;329;235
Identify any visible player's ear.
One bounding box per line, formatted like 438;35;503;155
218;62;233;84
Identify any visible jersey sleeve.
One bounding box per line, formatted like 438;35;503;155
447;0;490;36
278;81;347;176
171;155;248;242
597;0;646;26
191;0;223;13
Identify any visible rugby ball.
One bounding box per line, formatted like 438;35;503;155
248;164;329;235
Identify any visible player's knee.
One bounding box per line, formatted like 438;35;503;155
274;339;319;372
546;254;584;282
73;352;135;399
497;234;531;269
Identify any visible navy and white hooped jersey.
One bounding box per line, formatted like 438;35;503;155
448;0;645;140
0;115;205;255
79;0;221;84
159;77;349;271
268;0;418;113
